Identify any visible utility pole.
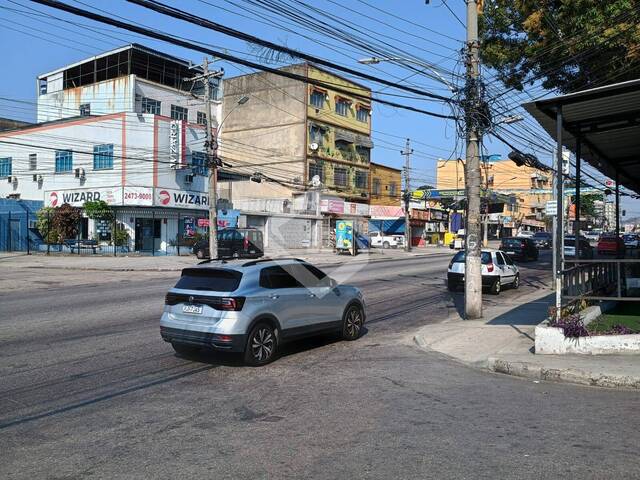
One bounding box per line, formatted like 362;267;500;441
187;57;223;259
464;0;483;319
402;138;413;252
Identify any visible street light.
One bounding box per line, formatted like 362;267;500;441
495;115;524;125
358;56;458;93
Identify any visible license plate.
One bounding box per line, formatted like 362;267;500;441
182;304;203;315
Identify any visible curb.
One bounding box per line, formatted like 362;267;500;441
16;251;454;272
487;357;640;389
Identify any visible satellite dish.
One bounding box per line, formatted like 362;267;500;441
311;175;321;187
309;142;319;151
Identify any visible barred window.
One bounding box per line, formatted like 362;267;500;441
334;167;348;186
309;162;323;182
93;144;114;170
355;170;368;189
171;104;188;121
55;150;73;173
142;97;161;115
192;151;209;176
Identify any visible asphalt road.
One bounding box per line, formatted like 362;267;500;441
1;253;639;479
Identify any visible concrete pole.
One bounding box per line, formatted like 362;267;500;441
464;0;482;319
402;138;413;252
615;170;620;238
204;58;219;260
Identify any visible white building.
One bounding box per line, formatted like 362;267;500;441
0;44;222;253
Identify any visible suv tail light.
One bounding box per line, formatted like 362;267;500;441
217;297;245;311
243;236;249;249
486;263;494;272
165;293;245;311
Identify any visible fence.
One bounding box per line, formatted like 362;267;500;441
563;259;640;301
1;206;207;256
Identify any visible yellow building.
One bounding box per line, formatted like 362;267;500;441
436;158;553;232
369;162;401;206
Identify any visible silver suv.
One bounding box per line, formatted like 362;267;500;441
160;258;366;365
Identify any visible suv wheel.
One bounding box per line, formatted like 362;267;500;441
490;278;501;295
512;274;520;289
244;323;277;366
171;343;200;357
342;304;364;341
382;241;390;249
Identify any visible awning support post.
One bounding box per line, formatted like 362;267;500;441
555;107;564;321
574;134;581;255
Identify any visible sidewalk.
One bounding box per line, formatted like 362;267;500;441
414;289;640;389
0;246;452;272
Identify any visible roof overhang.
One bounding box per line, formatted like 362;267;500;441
523;79;640;195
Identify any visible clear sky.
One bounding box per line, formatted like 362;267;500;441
1;0;638;218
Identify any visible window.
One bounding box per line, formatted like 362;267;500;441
93;144;114;170
174;268;242;292
503;253;514;266
289;263;328;288
356;146;370;163
335;140;352;160
310;90;325;109
389;181;397;196
372;178;381;195
309;162;323;182
197;111;207;126
141;97;161;115
356;107;369;123
0;157;12;177
355;170;368;189
79;103;90;116
309;124;325;146
452;251;492;264
335;99;350;116
191;151;209;176
55;150;73;173
495;252;505;266
259;266;302;289
29;154;37;171
39;78;47;95
334;167;348;187
171;104;188;121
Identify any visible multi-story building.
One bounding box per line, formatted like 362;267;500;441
436;158;553;235
369;162;401;206
219;64;373;247
0;44;221;253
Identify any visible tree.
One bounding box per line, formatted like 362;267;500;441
51;204;82;242
84;200;114;222
480;0;640;93
36;207;57;244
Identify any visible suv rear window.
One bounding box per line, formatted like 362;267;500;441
175;268;242;292
452;251;492;264
502;238;522;247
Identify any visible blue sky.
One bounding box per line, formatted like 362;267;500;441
1;0;638;217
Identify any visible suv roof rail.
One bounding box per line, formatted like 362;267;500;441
241;257;305;267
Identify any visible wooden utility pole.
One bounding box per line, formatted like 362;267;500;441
464;0;483;319
187;58;223;259
402;138;413;252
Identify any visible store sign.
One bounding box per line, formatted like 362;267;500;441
411;209;429;221
155;188;209;210
197;218;210;227
218;209;240;228
545;200;557;216
123;187;153;206
169;120;185;166
184;217;196;237
370;205;404;218
344;201;369;216
320;199;344;214
46;188;120;207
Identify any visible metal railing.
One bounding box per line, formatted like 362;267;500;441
563;258;640;301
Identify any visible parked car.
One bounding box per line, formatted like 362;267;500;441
447;249;520;295
161;258;366;365
583;231;600;242
597;235;626;258
532;231;552;249
623;234;640;249
564;236;594;259
499;237;539;261
192;228;264;259
516;230;535;238
370;231;404;249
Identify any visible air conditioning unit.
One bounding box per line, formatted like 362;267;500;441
185;174;194;183
7;176;17;184
75;168;85;179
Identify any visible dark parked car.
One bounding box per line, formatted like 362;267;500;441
532;231;552;249
499;237;539;261
192;228;264;259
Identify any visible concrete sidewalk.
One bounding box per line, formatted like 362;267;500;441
0;246;452;271
414;289;640;389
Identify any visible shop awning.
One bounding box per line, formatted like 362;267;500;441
368;218;405;234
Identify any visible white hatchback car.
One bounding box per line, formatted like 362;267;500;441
447;249;520;295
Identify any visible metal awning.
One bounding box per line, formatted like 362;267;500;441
523;79;640;194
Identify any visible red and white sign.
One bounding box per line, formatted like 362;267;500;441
154;187;209;210
45;188;119;207
320;199;344;214
123;187;153;206
370;205;405;218
197;218;210;227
